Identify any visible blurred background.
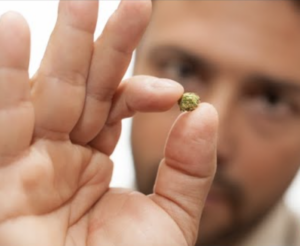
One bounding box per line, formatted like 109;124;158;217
0;0;299;216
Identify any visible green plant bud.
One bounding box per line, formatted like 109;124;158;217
178;92;200;112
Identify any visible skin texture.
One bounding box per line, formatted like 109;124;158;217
0;1;218;245
132;1;300;245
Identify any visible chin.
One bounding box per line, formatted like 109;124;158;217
195;198;238;246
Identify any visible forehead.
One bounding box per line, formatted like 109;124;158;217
142;1;300;80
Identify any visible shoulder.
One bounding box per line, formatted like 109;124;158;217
240;202;300;246
286;207;300;246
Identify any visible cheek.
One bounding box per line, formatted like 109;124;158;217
234;118;300;218
131;109;179;193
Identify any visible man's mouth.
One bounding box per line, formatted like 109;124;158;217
205;187;230;207
204;180;243;213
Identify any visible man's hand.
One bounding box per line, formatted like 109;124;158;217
0;1;218;245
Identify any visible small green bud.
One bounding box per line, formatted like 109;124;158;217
178;92;200;112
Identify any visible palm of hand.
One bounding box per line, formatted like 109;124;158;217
0;1;217;245
1;140;185;245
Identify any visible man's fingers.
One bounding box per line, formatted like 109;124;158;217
70;0;152;144
31;1;98;139
108;76;184;125
89;76;183;155
0;12;34;162
150;103;218;245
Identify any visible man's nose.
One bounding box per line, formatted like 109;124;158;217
203;82;236;167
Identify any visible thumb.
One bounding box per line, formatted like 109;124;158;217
150;103;218;246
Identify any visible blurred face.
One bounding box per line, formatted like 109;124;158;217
132;1;300;245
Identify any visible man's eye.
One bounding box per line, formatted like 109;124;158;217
263;91;282;107
253;90;294;119
162;61;197;80
158;60;208;94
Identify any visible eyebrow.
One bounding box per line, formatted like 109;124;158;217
147;45;215;72
246;75;300;96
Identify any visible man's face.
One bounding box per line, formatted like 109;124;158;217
132;1;300;245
